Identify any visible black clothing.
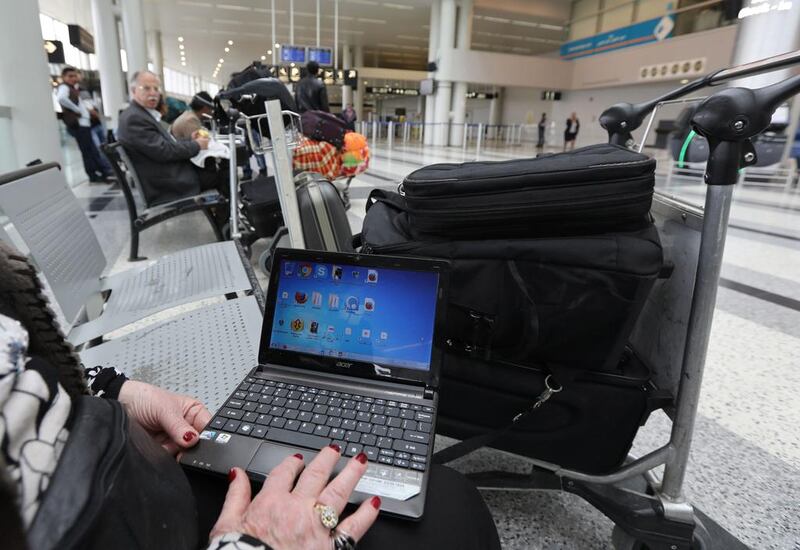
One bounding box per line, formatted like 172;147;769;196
564;118;580;142
68;126;113;182
294;75;330;113
537;118;546;147
117;101;202;206
186;464;502;550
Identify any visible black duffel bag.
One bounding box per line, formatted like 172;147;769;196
361;193;663;372
399;144;655;240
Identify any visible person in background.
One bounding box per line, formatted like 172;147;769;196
341;103;357;131
56;66;114;183
295;60;330;113
117;70;228;211
564;112;580;151
537;113;547;149
171;92;214;140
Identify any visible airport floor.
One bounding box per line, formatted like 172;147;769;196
61;137;799;550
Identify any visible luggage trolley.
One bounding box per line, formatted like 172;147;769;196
450;51;800;549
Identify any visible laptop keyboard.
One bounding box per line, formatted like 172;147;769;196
208;377;434;472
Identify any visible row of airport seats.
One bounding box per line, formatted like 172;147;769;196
0;163;263;411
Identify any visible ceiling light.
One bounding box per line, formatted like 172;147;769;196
178;36;184;42
267;49;272;54
290;62;295;67
179;44;185;49
228;40;234;45
182;61;186;66
216;3;251;11
219;58;224;63
511;20;539;28
680;79;689;84
224;47;230;52
538;23;564;31
383;2;413;9
261;55;266;60
483;16;510;23
275;43;280;48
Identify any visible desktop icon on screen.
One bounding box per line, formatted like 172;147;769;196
315;265;328;278
367;269;378;283
284;262;295;276
333;266;343;280
364;298;375;312
312;292;323;308
310;321;319;334
295;291;308;305
291;319;304;332
300;264;313;278
345;296;359;312
328;294;340;310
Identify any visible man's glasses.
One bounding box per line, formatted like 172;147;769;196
137;85;161;93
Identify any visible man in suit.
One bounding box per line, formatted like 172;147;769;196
294;61;330;113
117;71;226;209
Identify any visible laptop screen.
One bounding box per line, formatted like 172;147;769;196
268;258;440;371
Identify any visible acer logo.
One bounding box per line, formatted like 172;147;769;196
335;361;353;368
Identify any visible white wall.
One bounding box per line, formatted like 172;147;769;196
377;96;422;120
465;98;491;124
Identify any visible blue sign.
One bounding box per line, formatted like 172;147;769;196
308;47;333;66
280;45;306;63
560;16;674;60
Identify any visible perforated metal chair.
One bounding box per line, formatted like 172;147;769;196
102;142;227;261
0;163;254;346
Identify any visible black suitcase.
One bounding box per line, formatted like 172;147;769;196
399;143;655;240
360;196;663;372
296;172;355;252
240;175;283;238
438;350;664;474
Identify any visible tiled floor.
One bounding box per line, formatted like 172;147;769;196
67;138;799;549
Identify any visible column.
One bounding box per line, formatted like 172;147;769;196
729;3;800;161
341;44;353;111
0;0;63;169
353;45;364;124
147;30;165;85
448;0;472;146
432;0;456;146
120;0;148;75
488;86;502;139
91;0;126;129
423;0;440;146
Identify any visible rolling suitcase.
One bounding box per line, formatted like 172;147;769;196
296;172;354;252
240;175;283;238
300;110;348;149
398;143;655;240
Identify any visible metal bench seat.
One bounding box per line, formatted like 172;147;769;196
0;163;253;346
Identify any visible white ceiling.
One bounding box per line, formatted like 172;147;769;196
145;0;571;83
39;0;573;84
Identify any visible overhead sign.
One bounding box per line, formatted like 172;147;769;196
280;45;306;64
68;24;95;54
560;16;674;60
308;47;333;66
44;40;65;64
366;86;419;96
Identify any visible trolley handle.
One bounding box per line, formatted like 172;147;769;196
600;49;800;147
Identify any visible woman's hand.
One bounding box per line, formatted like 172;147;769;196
210;445;381;550
118;380;212;455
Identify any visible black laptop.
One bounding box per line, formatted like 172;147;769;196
181;248;450;519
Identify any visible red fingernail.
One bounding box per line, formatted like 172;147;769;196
293;453;304;460
183;431;194;442
370;496;381;509
329;444;341;453
355;452;367;464
228;468;236;482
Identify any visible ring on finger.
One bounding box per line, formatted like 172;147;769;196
331;528;357;550
314;503;339;530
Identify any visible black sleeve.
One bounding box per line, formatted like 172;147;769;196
84;366;128;399
319;85;330;113
119;114;200;163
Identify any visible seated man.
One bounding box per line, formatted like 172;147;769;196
118;71;227;208
171;91;214;140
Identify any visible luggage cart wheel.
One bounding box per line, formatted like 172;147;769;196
611;518;712;550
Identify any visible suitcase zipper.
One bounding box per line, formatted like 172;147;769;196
407;190;653;222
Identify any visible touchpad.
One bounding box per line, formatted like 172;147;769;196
248;443;346;477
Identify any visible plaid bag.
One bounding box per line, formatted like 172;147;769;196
292;136;342;181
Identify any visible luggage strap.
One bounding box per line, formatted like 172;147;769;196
366;188;408;213
432;374;564;465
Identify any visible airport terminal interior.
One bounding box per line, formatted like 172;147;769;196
0;0;799;549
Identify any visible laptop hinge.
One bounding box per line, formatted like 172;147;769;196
423;385;435;400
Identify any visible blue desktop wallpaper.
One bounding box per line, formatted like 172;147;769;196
268;259;439;371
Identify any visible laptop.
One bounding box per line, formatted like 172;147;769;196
181;248;450;520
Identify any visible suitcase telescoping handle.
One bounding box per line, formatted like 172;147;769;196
599;49;800;147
